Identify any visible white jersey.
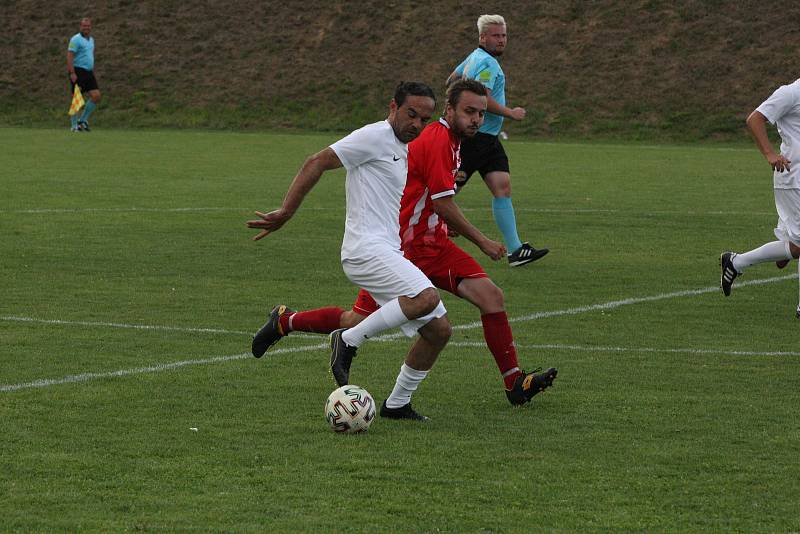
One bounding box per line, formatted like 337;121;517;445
330;120;408;260
756;79;800;189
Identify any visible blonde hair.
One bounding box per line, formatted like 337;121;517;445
477;14;506;34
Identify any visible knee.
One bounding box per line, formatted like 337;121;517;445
428;317;452;345
415;287;441;315
486;173;512;197
791;242;800;258
489;284;504;307
468;279;504;313
92;91;102;103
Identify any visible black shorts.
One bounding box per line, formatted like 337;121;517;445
457;132;510;185
71;67;98;93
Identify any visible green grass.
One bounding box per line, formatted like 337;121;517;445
2;127;799;531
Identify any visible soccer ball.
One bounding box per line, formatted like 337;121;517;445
325;385;376;433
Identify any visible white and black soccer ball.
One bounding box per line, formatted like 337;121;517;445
325;385;376;433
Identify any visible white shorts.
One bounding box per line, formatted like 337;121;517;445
342;246;446;337
773;188;800;246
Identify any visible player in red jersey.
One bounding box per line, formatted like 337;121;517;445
253;80;557;407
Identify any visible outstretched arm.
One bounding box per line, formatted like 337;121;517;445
746;110;791;172
432;195;506;260
247;148;343;241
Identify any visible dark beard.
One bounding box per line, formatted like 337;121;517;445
479;45;503;58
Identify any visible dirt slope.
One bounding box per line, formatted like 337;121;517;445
2;1;798;139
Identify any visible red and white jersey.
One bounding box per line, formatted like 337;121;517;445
399;118;460;258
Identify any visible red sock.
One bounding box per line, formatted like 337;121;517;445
481;312;522;389
284;307;345;334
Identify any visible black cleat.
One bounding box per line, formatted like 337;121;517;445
508;242;549;267
506;367;558;406
777;259;790;269
78;121;90;132
251;304;293;358
329;328;357;386
720;251;740;297
380;400;429;421
796;304;800;319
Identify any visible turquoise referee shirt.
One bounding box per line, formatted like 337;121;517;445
68;33;95;71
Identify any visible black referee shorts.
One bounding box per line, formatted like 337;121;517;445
457;132;510;185
71;67;99;93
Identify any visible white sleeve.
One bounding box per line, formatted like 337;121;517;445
757;84;798;124
330;125;382;171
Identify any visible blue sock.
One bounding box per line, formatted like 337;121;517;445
70;114;79;128
492;197;523;253
80;101;97;123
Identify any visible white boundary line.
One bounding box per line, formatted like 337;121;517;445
450;342;800;358
0;315;252;336
3;340;797;393
0;343;327;393
2;273;796;392
3;273;795;338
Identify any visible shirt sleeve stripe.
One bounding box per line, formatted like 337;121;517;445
430;190;455;200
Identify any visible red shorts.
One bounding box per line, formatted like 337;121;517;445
352;240;488;316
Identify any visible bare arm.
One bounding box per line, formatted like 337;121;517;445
247;147;343;241
486;94;525;121
432;195;506;260
445;70;459;87
446;70;525;121
746;110;791;172
67;51;77;83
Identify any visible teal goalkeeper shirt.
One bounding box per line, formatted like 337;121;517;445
453;47;506;136
68;33;94;71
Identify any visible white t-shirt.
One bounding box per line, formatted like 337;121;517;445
756;79;800;189
330;120;409;260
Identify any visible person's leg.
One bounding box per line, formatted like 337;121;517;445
732;241;794;271
331;252;446;386
79;89;101;127
485;170;549;266
457;277;523;388
382;316;451;419
722;189;800;296
339;287;440;348
485;171;522;251
286;307;350;334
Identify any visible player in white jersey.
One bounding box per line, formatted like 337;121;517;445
247;82;450;420
720;78;800;311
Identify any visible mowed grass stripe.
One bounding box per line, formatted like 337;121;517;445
2;274;796;392
2;273;795;338
4;339;797;393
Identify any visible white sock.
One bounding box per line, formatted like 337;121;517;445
732;241;792;271
385;363;429;409
341;298;407;348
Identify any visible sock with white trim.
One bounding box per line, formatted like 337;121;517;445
385;363;429;409
732;241;792;272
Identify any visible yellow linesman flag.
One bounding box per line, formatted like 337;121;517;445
68;84;85;116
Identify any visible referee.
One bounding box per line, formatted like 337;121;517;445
446;14;549;267
67;17;101;132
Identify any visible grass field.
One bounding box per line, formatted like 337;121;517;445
2;127;800;531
